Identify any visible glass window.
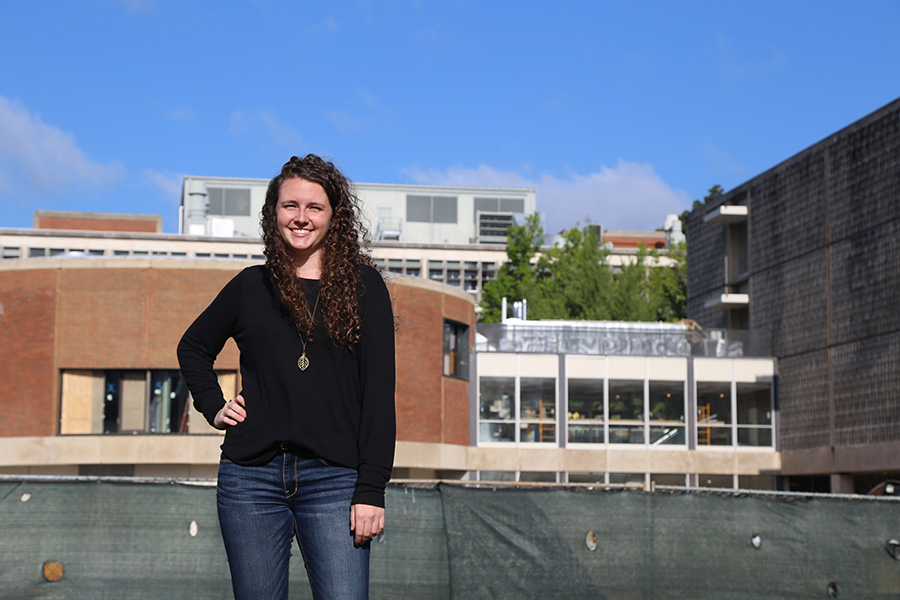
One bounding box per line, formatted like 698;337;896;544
738;475;775;490
649;380;685;445
697;381;732;445
568;378;604;444
443;321;469;380
148;370;189;433
60;369;210;435
736;379;772;446
103;370;122;434
479;377;515;442
699;474;734;489
737;381;771;425
432;196;457;223
479;470;516;482
651;473;688;487
406;195;431;222
408;195;457;223
481;262;496;280
520;377;555;443
520;471;556;483
208;187;251;216
500;198;525;213
428;260;444;281
737;428;772;446
568;472;605;484
2;246;21;259
608;379;644;444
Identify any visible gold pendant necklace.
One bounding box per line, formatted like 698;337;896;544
297;289;320;371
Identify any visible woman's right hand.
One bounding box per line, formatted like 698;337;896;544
213;394;246;430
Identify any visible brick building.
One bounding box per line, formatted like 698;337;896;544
0;248;780;488
0;257;475;479
686;97;900;493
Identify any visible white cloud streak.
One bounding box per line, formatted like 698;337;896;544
143;170;183;203
402;160;691;234
230;109;304;150
0;96;123;193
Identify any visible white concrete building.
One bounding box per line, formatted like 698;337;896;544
180;176;537;246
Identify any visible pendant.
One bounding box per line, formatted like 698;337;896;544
298;353;310;371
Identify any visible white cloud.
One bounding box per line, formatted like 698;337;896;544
402;160;691;234
229;109;304;150
0;96;123;193
143;170;183;204
147;98;196;121
324;88;392;135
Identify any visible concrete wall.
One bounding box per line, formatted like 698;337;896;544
686;97;900;479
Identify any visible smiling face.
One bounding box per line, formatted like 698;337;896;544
275;177;333;275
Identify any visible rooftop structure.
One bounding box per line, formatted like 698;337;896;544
181;175;537;245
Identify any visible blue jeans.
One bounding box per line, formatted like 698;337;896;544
217;449;370;600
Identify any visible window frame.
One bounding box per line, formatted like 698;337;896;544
442;320;470;380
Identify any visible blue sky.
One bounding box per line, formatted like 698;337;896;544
1;1;898;235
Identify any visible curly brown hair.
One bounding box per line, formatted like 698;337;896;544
261;154;374;345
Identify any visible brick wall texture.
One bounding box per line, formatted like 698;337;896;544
686;98;900;454
35;215;161;233
0;264;474;445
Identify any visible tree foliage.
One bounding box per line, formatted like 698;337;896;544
480;214;687;324
679;184;724;232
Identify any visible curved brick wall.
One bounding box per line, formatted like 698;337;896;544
0;259;475;445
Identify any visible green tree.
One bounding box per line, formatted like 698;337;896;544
680;184;725;232
545;226;613;320
479;213;547;322
648;241;687;322
480;214;688;323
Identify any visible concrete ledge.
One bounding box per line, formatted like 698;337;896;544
0;436;782;477
0;435;223;467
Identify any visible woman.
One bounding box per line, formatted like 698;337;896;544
177;154;396;599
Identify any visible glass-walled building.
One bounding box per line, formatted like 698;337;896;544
472;320;778;488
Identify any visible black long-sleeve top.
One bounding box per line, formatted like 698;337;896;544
177;264;396;507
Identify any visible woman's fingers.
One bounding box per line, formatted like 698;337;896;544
213;395;247;429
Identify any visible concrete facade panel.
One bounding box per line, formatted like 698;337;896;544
687;97;900;482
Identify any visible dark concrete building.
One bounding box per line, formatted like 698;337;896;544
686;97;900;493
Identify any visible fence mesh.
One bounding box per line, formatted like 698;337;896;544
1;478;898;599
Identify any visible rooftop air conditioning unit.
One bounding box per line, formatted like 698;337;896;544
477;211;516;243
